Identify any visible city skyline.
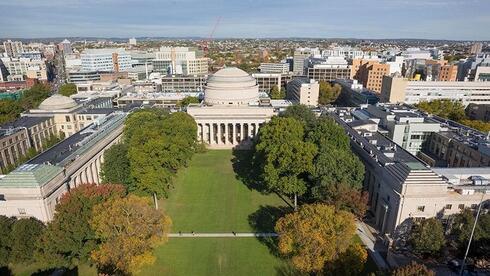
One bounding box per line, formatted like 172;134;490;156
1;0;489;40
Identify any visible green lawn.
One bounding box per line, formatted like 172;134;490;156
139;150;290;275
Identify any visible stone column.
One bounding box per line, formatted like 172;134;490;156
235;123;240;144
93;161;100;184
217;123;222;145
210;123;215;145
224;123;229;145
240;123;245;142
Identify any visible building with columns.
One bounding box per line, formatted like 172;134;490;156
187;67;276;149
0;113;126;222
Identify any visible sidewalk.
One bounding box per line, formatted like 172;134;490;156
168;232;279;238
357;221;389;270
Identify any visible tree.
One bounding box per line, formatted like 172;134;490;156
306;117;350;151
178;96;199;107
10;218;45;264
0;99;23;124
100;143;132;188
416;100;466;121
59;83;77;97
318;81;342;105
450;209;490;257
281;104;317;132
459;119;490;132
275;204;357;273
409;218;445;256
311;144;365;195
316;185;368;218
0;216;16;266
324;243;368;276
391;262;435;276
255;117;317;208
270;86;285;99
35;184;125;269
90;195;172;275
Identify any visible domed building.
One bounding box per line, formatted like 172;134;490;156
187;67;276;149
38;95;78;110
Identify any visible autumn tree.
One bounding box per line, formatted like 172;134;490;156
409;218;445;256
391;262;435;276
58;83;77;97
275;203;357;273
324;243;368;276
316;185;368;218
10;218;45;264
35;184;125;269
255;117;317;208
100;143;132;188
318;81;342;105
90;195;172;275
416;100;466;121
0;216;16;266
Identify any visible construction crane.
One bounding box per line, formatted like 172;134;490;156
201;17;221;57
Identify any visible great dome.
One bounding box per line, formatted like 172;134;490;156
39;94;78;110
204;67;259;106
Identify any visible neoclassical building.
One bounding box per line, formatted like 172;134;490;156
187;67;276;149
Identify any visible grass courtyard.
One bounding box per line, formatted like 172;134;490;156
139;149;291;275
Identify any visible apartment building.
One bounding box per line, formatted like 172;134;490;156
286;78;319;107
153;47;208;75
352;59;390;93
3;40;24;58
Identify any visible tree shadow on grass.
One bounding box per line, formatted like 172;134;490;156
231;149;268;193
248;205;291;257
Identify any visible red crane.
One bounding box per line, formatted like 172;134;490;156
201;17;221;57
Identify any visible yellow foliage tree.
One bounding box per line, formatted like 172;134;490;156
90;195;172;275
275;203;357;273
324;242;368;275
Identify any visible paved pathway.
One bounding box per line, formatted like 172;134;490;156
168;232;279;238
356;221;389;270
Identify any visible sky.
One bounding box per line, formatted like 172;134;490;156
0;0;489;40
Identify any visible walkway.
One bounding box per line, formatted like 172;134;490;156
356;221;389;270
168;232;279;238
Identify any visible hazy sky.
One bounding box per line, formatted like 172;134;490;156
0;0;489;40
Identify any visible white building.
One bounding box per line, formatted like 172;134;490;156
401;48;432;60
258;62;290;74
1;57;48;81
187;67;276;149
153;47;208;75
3;40;24;58
322;46;375;59
129;38;137;46
381;76;490;106
293;47;320;75
81;48;132;72
58;39;72;54
286;78;319;107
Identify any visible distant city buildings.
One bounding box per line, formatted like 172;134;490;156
306;56;351;82
470;42;483;55
153;47;208;75
81;48;132;72
129;37;137;46
293;47;320;75
351;59;390;93
258;62;290;74
3;40;24;58
58;39;72;54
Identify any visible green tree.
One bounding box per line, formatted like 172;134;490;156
10;218;45;264
255;117;317;208
100;143;132;187
306;117;350;151
275;203;357;273
416;100;466;121
459;119;490;132
58;83;77;97
391;262;435;276
0;99;23;124
311;144;364;195
178;96;199;107
270;86;285;99
90;195;172;275
281;104;317;132
450;209;490;257
318;81;342;105
0;216;16;266
35;184;125;269
324;243;368;276
410;218;445;256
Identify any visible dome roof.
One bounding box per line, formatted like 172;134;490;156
204;67;259;106
39;94;78;110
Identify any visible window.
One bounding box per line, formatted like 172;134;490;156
417;206;425;212
458;204;465;210
445;204;452;210
65;116;71;122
